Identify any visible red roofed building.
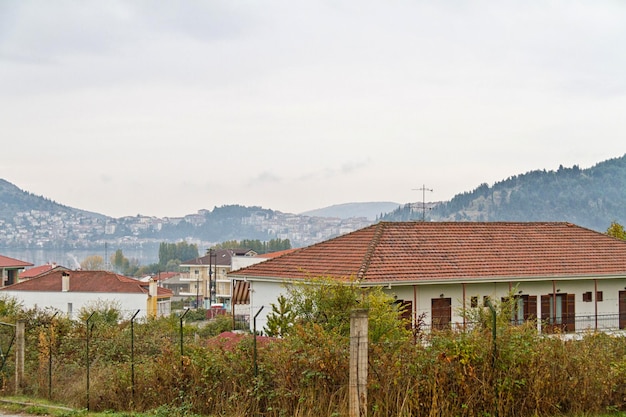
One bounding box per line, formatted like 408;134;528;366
0;254;33;287
19;263;70;281
229;222;626;335
0;270;172;319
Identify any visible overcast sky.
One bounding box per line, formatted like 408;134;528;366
1;1;625;218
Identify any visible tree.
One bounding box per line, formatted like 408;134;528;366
264;294;295;337
110;249;130;274
606;221;626;240
211;238;291;254
158;241;199;270
80;255;104;270
271;277;411;343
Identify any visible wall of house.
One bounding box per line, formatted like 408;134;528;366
2;290;152;320
249;280;284;331
387;276;626;332
249;276;626;334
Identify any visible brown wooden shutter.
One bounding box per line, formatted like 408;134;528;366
564;293;575;332
524;295;537;321
541;295;552;333
619;291;626;329
232;280;250;304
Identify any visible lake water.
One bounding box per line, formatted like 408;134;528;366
1;246;159;269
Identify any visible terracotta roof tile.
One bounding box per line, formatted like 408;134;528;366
20;264;69;279
0;255;33;268
230;222;626;283
0;270;173;297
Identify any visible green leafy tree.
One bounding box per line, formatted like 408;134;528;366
606;221;626;240
110;249;130;273
158;241;199;270
0;294;23;319
264;294;295;337
211;238;291;254
277;277;411;343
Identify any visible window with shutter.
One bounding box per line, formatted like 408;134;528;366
540;293;575;333
509;295;537;325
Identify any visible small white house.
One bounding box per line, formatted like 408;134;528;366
230;222;626;334
0;270;172;319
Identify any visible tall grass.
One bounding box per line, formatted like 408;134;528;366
3;304;626;417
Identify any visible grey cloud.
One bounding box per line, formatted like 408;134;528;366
249;171;283;186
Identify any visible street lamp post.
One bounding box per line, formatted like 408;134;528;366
194;269;199;308
208;249;214;306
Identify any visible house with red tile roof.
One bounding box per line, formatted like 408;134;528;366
229;222;626;335
0;270;173;319
19;263;70;281
0;254;33;287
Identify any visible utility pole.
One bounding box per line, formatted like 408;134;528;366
412;184;433;221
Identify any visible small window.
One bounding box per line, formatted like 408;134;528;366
582;291;592;302
470;296;478;308
596;291;603;302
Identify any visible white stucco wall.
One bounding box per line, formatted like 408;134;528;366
249;276;626;334
248;280;286;332
231;257;266;271
2;290;152;320
386;277;626;332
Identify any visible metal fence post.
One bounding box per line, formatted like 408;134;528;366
85;312;95;411
130;309;140;405
179;309;190;368
253;306;264;377
49;311;58;399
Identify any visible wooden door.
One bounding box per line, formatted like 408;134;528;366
432;298;452;331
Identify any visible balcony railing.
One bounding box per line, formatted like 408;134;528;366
419;313;626;336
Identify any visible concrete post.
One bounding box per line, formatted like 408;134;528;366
349;309;368;417
15;320;25;394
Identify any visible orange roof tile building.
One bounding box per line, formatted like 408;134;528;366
230;222;626;334
0;270;173;319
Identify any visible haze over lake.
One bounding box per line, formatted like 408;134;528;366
2;246;159;270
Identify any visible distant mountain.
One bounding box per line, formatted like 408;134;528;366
300;202;401;220
0;180;374;250
0;179;106;222
383;154;626;232
3;152;626;251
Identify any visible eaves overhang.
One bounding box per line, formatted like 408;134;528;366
230;272;626;287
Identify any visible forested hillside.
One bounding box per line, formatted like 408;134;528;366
0;179;105;221
383;154;626;232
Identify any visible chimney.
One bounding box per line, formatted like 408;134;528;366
149;279;157;297
61;272;70;292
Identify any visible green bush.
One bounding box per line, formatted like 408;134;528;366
3;289;626;417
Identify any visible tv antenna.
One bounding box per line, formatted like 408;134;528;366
412;184;433;221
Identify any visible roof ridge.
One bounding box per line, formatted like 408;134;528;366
357;222;386;280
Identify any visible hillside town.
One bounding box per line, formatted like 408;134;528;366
0;207;376;250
